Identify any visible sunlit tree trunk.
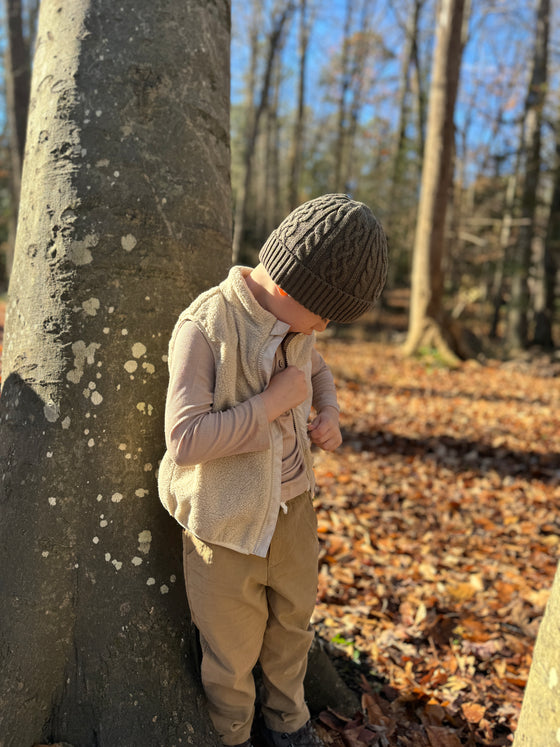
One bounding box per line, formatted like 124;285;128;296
506;0;549;349
490;174;518;339
403;0;468;363
533;99;559;348
0;0;232;743
331;0;354;192
288;0;311;210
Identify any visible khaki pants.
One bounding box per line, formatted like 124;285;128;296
183;491;319;746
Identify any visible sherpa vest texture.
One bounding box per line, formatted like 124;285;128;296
158;266;316;557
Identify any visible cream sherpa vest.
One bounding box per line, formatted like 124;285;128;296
158;266;316;557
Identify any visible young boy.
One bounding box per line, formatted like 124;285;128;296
158;193;388;747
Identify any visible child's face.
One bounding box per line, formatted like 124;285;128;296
276;292;330;335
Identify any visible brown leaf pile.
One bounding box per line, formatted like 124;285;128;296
310;338;560;745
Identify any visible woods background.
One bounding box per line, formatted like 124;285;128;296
1;0;560;356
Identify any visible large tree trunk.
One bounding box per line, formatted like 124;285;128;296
402;0;467;364
514;565;560;744
506;0;549;349
0;0;231;744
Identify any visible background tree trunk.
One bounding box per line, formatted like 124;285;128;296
506;0;549;349
231;0;294;263
288;0;310;211
4;0;31;277
0;0;231;744
533;97;559;348
402;0;468;363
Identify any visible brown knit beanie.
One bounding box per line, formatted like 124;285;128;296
259;193;388;323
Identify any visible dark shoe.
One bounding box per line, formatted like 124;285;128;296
261;720;324;747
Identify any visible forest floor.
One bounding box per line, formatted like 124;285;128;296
1;296;560;745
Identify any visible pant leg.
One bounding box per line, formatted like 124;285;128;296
259;492;320;733
183;531;268;746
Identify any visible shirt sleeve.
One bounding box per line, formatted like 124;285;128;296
165;320;271;467
311;347;339;413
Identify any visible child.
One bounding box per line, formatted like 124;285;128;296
158;193;388;747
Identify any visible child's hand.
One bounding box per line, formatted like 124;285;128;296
307;407;342;451
261;366;309;422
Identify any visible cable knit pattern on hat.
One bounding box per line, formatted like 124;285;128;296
259;193;388;323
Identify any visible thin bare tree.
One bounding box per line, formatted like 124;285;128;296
403;0;469;362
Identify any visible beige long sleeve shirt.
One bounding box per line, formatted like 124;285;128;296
165;318;339;503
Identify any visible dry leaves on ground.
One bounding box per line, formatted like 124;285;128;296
309;338;560;746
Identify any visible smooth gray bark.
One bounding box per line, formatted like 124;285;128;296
0;1;231;745
514;565;560;744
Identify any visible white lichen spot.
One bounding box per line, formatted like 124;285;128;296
93;536;99;544
82;297;100;316
112;559;123;571
138;530;152;555
96;158;109;167
44;400;60;423
100;519;108;528
105;552;111;562
131;556;143;566
103;327;110;334
146;577;155;586
42;551;49;558
135;489;148;498
550;667;559;690
121;234;138;252
91;391;103;406
142;362;155;374
62;416;71;429
132;342;146;358
114;170;120;177
88;381;96;390
84;429;90;435
67;341;101;384
68;233;99;266
108;306;115;314
96;110;102;117
47;451;53;458
124;360;137;373
88;438;95;447
144;463;153;472
160;585;169;595
136;402;153;416
121;329;128;336
97;494;103;502
170;575;176;583
48;497;57;506
162;354;168;363
112;492;123;503
83;388;91;399
119;443;127;451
